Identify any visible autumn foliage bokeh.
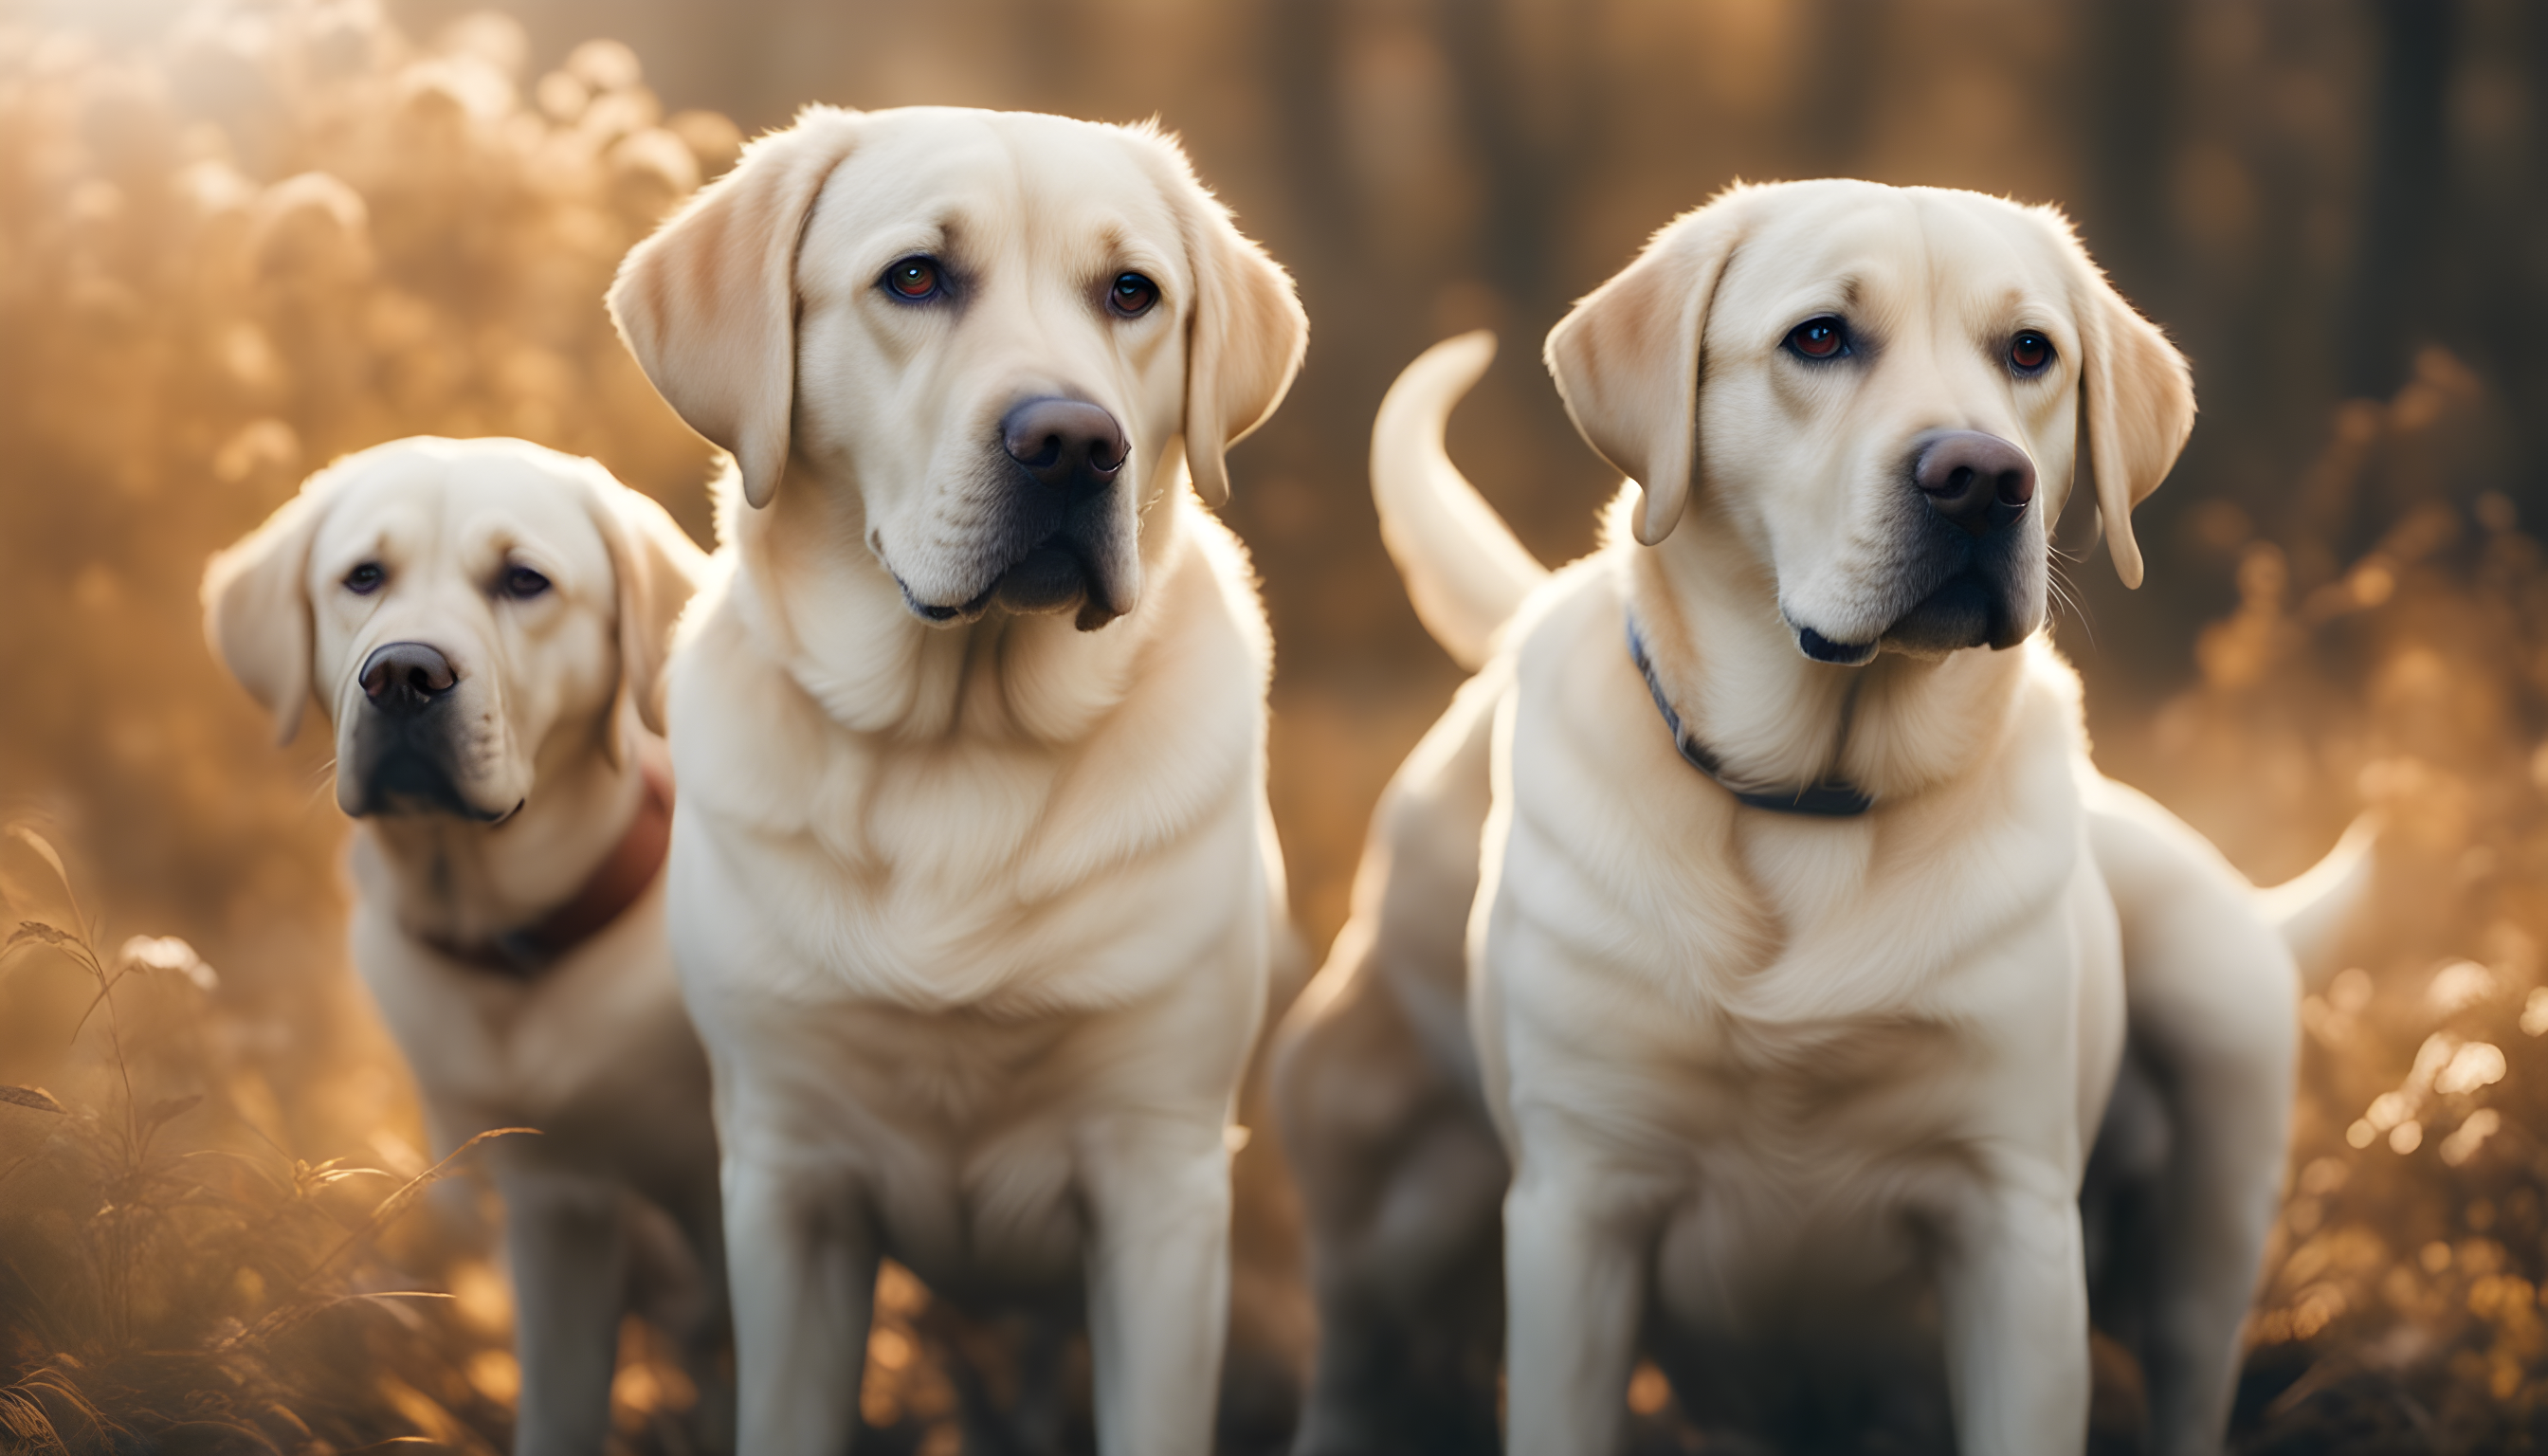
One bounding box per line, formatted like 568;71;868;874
4;0;2548;1450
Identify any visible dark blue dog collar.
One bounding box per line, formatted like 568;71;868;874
1625;613;1874;818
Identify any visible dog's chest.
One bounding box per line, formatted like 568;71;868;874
737;736;1253;1011
1639;1011;1976;1325
671;597;1264;1015
352;887;712;1161
742;1001;1127;1291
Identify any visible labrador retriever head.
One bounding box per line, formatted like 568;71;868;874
1547;179;2193;664
203;438;704;820
608;105;1306;632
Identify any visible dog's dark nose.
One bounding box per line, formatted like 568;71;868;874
1912;430;2036;537
1002;397;1127;495
360;642;457;718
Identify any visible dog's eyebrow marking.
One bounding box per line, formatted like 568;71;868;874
1084;222;1174;285
1068;221;1135;282
1975;290;2066;350
868;214;958;266
320;524;394;573
1982;286;2032;318
1838;275;1865;309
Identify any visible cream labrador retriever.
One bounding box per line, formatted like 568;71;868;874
203;436;716;1456
1277;181;2369;1455
606;106;1306;1456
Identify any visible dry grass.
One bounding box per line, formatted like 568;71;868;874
0;816;981;1454
2094;353;2548;1452
0;820;520;1455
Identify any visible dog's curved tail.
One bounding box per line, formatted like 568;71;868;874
1372;332;1552;671
2260;810;2383;990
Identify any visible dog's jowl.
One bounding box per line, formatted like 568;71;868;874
610;106;1306;1456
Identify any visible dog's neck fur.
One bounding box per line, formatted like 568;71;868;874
357;707;650;947
725;457;1190;748
1626;500;2037;808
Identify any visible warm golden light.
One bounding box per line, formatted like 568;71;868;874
1;0;2541;1449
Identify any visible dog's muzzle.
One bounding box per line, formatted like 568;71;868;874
346;641;506;820
901;396;1140;632
1792;430;2049;664
992;396;1125;624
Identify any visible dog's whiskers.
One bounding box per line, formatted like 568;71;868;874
300;759;341;813
2046;556;2095;648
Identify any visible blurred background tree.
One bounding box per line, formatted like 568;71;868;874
327;0;2548;918
12;0;2544;931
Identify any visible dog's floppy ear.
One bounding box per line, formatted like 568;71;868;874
2070;252;2195;589
584;474;710;750
1545;193;1749;546
202;472;341;745
1162;142;1307;509
609;107;864;510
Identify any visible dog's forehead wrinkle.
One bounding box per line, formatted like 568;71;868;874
1916;204;2067;308
457;484;610;577
855;118;1169;251
877;215;958;274
318;489;438;581
312;514;399;581
805;176;966;288
1012;198;1183;303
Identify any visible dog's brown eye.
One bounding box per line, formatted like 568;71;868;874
2009;330;2053;374
500;564;551;599
1786;317;1849;360
1108;272;1159;318
344;561;385;594
883;256;942;301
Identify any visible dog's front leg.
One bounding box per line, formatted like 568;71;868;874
723;1157;879;1456
663;1179;735;1454
1079;1115;1233;1456
500;1167;631;1456
1936;1174;2091;1456
1500;1152;1647;1456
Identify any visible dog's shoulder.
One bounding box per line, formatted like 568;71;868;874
1493;546;1633;694
1495;548;1693;795
1174;496;1274;674
660;558;846;823
1097;500;1275;747
1998;637;2096;820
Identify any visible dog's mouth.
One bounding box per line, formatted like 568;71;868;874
892;503;1137;633
897;533;1120;631
900;576;1002;625
990;537;1109;621
1788;569;2042;664
1793;625;1881;666
1879;569;2032;657
350;742;519;822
